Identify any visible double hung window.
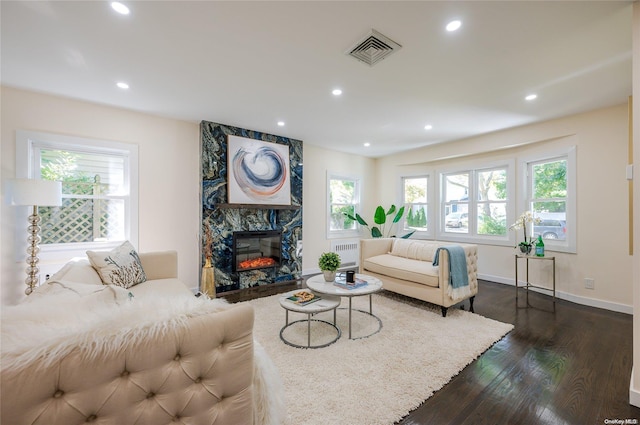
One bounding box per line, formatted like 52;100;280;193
327;173;360;238
16;131;138;255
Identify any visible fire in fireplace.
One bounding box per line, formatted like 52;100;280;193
232;230;282;272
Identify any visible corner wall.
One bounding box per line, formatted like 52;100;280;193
1;86;200;305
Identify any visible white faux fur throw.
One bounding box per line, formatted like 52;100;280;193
2;290;232;373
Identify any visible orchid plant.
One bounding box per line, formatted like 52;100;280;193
509;211;541;248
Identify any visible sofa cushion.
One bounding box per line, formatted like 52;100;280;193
128;278;193;298
87;241;147;289
48;258;103;285
364;254;439;288
390;239;441;262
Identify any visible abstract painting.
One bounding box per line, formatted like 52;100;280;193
227;135;291;205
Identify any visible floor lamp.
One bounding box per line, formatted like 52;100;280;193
6;179;62;295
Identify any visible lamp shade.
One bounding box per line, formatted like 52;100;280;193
6;179;62;207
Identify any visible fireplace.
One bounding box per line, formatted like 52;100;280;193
232;230;282;272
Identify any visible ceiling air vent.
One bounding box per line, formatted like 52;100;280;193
346;29;402;67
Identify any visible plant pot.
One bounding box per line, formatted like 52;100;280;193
519;244;532;255
323;270;336;282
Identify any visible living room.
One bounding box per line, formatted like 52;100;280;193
1;1;640;423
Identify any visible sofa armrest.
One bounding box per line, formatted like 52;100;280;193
360;238;394;272
139;250;178;280
438;243;478;297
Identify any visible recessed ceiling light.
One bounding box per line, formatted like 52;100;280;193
525;94;538;101
424;124;433;130
332;89;342;96
364;142;371;147
277;121;285;127
111;2;130;15
446;20;462;32
116;82;129;89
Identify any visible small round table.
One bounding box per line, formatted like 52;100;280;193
279;290;342;349
306;273;383;340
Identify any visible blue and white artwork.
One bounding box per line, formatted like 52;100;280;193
227;135;291;205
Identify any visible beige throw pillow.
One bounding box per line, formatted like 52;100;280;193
87;241;147;289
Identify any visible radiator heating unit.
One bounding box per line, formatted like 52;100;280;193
330;239;360;267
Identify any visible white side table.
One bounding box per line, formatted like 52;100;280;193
306;273;383;340
279;290;342;349
515;254;556;309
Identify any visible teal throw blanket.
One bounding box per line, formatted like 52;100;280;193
432;245;470;300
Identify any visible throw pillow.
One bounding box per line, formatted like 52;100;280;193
87;241;147;289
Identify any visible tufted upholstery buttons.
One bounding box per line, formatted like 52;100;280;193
121;370;129;377
174;354;181;361
146;392;155;399
195;377;202;383
86;414;97;422
172;415;181;422
53;390;64;398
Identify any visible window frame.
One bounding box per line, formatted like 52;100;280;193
436;158;515;245
15;130;139;262
326;171;361;239
399;173;434;239
519;146;576;253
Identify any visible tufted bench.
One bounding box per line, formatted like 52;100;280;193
360;238;478;316
1;251;266;425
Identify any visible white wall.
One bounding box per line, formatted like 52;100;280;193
1;86;200;305
301;143;377;274
377;103;632;312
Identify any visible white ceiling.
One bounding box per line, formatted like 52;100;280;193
1;1;633;158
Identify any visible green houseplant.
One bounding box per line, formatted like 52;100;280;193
318;252;341;282
344;204;415;239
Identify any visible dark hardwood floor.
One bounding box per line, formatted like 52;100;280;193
223;279;640;425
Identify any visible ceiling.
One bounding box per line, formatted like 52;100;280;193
1;1;633;158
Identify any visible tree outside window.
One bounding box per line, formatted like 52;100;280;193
328;175;360;234
403;176;428;231
529;158;567;240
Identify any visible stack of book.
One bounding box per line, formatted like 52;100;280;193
286;291;321;306
334;275;368;290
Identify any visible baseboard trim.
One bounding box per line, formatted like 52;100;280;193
630;367;640;407
479;273;632;315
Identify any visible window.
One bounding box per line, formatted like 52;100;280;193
528;157;569;242
16;131;138;256
438;161;513;243
476;168;507;237
443;172;470;235
402;176;429;233
327;173;360;238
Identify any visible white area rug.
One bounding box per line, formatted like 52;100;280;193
247;292;514;425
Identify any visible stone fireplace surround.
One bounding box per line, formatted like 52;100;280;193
200;121;303;294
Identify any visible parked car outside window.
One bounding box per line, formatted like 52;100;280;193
445;212;468;228
533;219;566;240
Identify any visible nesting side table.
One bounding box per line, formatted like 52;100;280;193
515;254;556;308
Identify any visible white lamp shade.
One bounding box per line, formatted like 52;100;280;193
6;179;62;207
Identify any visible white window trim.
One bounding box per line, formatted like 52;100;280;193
435;158;515;246
399;172;435;239
519;146;576;254
15;130;139;262
326;171;362;239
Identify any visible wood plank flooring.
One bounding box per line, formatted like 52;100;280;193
222;279;640;424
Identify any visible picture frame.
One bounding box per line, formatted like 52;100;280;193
227;135;291;205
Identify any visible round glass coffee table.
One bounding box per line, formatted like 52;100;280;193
306;273;383;340
279;290;342;349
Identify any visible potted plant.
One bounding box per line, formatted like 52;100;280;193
318;252;341;282
509;211;541;255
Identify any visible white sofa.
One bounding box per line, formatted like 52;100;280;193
360;238;478;317
1;249;285;425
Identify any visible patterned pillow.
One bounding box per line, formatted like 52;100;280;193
86;241;147;289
